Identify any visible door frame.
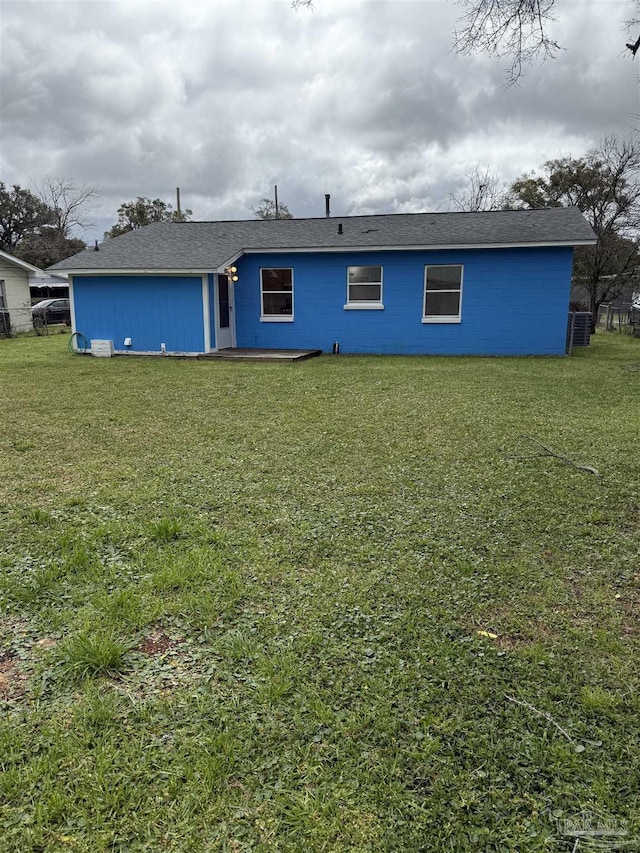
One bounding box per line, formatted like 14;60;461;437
214;273;236;350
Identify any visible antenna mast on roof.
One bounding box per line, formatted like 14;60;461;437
274;185;279;219
176;188;182;222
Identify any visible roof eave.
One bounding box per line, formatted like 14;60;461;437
0;249;47;274
58;268;212;276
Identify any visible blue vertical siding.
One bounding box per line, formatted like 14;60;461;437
233;247;574;355
72;275;206;353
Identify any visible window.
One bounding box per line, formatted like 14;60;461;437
346;266;383;308
261;268;293;321
0;281;6;310
423;265;463;323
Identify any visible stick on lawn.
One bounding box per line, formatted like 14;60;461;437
522;435;601;478
505;694;574;742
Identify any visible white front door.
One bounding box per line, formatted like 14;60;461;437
216;274;235;349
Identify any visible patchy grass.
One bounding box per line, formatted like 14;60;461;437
57;628;132;681
0;332;639;851
148;516;185;544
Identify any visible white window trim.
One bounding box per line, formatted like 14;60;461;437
344;303;385;310
345;265;384;310
422;264;463;324
260;267;294;322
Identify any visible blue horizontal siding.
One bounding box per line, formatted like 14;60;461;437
72;275;205;353
234;247;574;355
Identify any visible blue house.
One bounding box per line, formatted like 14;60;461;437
50;208;596;356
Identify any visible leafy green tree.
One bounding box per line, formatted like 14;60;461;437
0;183;54;254
507;136;640;323
18;231;86;269
105;197;192;238
253;199;293;220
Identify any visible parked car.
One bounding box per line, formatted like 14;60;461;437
32;298;71;326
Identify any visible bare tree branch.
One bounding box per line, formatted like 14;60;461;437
254;198;293;220
450;165;507;211
34;176;99;238
455;0;561;83
295;1;638;83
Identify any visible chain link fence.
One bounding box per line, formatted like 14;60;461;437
596;302;635;333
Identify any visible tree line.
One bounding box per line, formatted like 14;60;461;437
0;182;289;269
0;182;197;268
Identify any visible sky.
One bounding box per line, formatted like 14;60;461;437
1;0;639;242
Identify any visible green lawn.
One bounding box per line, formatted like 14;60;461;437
0;334;639;852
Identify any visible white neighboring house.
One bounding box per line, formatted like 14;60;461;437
0;250;67;334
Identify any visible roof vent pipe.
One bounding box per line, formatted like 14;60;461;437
325;194;331;218
338;223;343;235
94;240;99;251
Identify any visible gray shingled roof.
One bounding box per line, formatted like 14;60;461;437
49;207;596;272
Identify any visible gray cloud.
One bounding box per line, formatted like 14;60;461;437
1;0;637;242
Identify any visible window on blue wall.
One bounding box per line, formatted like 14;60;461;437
423;265;463;323
346;266;383;309
261;268;293;321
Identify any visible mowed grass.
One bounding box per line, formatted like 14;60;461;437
0;334;639;852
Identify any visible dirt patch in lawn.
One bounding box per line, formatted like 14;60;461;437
110;629;207;700
0;650;28;701
135;630;178;656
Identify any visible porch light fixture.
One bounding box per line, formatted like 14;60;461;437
225;265;239;282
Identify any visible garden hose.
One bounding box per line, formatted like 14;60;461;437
68;331;89;354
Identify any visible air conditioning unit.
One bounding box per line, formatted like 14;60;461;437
90;339;114;358
566;312;592;354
